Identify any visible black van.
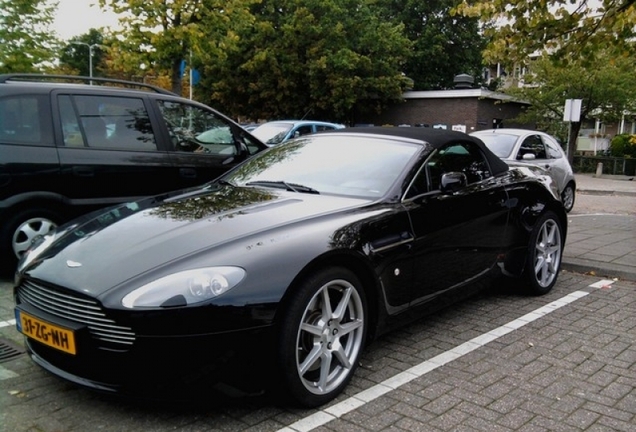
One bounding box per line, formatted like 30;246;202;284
0;74;267;273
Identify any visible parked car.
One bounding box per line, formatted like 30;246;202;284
0;74;267;273
470;129;576;212
240;122;259;132
14;127;567;407
250;120;345;145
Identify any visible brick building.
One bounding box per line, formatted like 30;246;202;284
363;88;533;133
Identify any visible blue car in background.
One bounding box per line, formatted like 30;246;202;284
251;120;345;146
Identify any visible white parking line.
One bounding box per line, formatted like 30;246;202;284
588;279;616;289
0;319;16;329
278;289;592;432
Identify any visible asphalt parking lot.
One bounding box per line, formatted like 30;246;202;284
1;270;635;432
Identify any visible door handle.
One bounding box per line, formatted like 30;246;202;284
179;168;197;178
72;166;94;177
369;232;414;253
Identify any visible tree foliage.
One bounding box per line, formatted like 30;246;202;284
610;134;636;157
200;0;413;123
58;29;107;77
372;0;486;90
453;0;636;68
503;53;636;162
0;0;59;73
99;0;256;95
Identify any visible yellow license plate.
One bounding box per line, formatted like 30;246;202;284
17;310;77;355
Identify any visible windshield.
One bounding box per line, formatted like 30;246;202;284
250;122;294;145
223;135;420;198
475;133;518;159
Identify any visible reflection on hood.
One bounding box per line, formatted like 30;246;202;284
150;186;276;222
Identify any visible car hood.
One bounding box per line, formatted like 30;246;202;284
20;184;369;296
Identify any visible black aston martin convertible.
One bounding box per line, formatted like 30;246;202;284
14;127;567;407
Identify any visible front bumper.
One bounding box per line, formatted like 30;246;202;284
23;321;275;398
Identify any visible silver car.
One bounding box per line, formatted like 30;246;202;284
471;129;576;212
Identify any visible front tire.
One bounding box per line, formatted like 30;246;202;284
277;267;367;407
524;211;564;295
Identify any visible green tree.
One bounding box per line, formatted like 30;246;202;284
0;0;59;73
373;0;486;90
503;53;636;163
201;0;413;123
453;0;636;67
100;0;255;96
58;29;106;77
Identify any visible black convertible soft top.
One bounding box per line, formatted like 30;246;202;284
325;127;510;176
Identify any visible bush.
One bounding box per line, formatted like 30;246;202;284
609;134;636;157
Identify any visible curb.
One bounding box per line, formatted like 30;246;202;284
561;258;636;282
577;188;636;197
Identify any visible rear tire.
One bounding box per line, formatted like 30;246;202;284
523;211;563;295
276;267;367;407
561;183;575;213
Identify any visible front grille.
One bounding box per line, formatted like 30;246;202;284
16;279;136;349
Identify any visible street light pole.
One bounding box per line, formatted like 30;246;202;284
70;41;100;82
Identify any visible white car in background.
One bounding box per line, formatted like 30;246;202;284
471;129;576;212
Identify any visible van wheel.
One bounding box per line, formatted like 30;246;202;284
0;208;61;273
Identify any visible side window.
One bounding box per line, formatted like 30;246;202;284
517;135;547;160
543;136;563;159
315;125;335;132
59;96;84;146
158;100;237;156
0;95;46;145
406;141;491;198
294;125;313;137
59;95;157;150
243;134;264;155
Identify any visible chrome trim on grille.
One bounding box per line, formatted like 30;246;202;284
17;280;136;347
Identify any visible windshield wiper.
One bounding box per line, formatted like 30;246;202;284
245;180;319;194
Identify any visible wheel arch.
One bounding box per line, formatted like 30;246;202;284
274;249;382;344
1;192;70;222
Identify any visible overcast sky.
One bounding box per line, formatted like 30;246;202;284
51;0;120;41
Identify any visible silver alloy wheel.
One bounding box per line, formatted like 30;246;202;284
561;185;575;212
12;217;57;258
295;279;365;395
533;218;562;288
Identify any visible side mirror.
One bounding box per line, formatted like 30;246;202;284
522;153;536;161
440;172;467;194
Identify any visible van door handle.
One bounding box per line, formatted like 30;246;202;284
179;168;197;178
72;166;94;177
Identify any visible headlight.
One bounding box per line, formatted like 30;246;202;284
122;267;246;308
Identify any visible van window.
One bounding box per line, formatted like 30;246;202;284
158;100;238;155
59;95;157;150
0;95;47;145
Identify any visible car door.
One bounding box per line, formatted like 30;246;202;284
404;140;509;305
155;99;265;188
0;93;61;206
542;134;570;192
55;92;175;209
